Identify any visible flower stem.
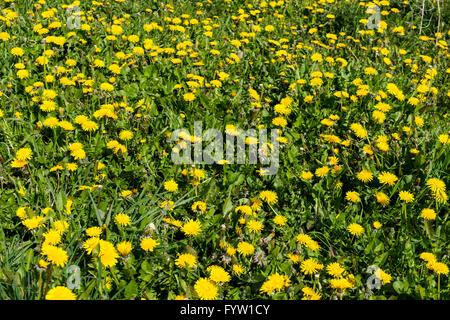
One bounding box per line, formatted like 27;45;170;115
44;264;53;298
37;271;42;300
109;267;120;286
438;273;440;300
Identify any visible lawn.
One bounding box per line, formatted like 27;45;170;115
0;0;448;300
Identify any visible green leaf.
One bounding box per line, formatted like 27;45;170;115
393;280;403;294
56;191;64;212
223;196;233;217
24;248;34;272
124;280;138;299
141;260;152;274
78;279;96;300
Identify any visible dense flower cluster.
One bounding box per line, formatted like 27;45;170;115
1;0;448;301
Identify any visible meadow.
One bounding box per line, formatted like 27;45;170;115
0;0;448;300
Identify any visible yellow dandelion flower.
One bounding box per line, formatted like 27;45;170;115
345;191;361;203
119;130;133;141
420;208;436;220
300;258;324;275
420;252;436;262
373;221;383;229
140;238;160;252
15;148;32;161
374;192;390;206
398;191;414;203
375;268;392;285
208;265;231;283
86;226;102;237
175;253;197;269
259;190;278;204
378;172;398;186
181;219;202;236
45;286;76;300
116;241;133;256
427;261;449;275
347;223;364;236
114;213;131;227
233;264;244;275
330;278;353;291
194;278;218;300
357;169;373;182
273;215;287;226
237;241;255;256
260;273;291;295
164;179;178;192
326;262;345;278
41;244;68;267
315;166;329;178
246;220;263;233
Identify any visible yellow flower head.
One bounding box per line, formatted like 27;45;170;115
326;262;345;278
420;208;436;220
315;166;329;177
300;258;324;275
357;169;373;182
164;179;178;192
41;244;68;267
119;130;133;141
175;253;197;269
330;278;353;291
378;172;398;186
347;223;364;236
259;190;278;204
398;190;414;203
45;286;76;300
345;191;361;203
194;278;218;300
246;220;264;233
208;265;231;283
140;238;160;252
15;148;32;161
181;219;202;236
116;241;133;256
273;215;287;226
114;213;131;227
260;273;291;294
374;192;390;206
237;241;255;256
